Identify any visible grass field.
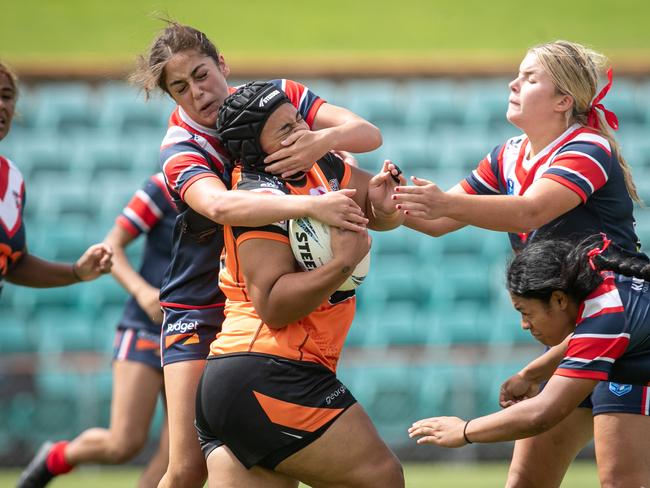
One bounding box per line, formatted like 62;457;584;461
0;461;600;487
1;0;650;67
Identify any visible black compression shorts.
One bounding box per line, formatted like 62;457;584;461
195;353;356;469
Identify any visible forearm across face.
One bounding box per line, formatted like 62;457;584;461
311;104;382;153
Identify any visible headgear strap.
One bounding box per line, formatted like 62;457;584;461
587;233;612;270
587;68;619;131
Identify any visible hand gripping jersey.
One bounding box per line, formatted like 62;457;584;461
158;79;324;309
212;153;355;372
114;173;177;332
461;124;640;253
0;156;25;297
555;272;650;387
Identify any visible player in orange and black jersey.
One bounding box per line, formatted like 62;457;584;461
194;81;405;488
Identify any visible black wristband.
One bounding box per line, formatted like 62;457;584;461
463;420;473;444
71;263;83;282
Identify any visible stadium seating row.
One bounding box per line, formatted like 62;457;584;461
0;360;529;450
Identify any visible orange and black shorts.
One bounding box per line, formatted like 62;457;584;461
195;352;356;469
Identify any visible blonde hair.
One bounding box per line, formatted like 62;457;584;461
129;20;220;100
529;40;640;202
0;61;18;97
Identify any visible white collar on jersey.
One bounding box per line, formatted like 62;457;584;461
522;123;581;171
178;106;219;138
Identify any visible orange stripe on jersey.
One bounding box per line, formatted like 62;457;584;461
253;390;343;432
237;231;289;247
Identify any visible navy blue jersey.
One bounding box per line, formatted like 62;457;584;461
115;173;176;332
556;273;650;387
0;156;26;297
159;79;324;309
461;125;641;253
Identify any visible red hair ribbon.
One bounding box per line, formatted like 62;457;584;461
587;233;612;270
587;67;619;131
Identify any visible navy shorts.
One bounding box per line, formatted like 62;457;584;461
581;381;650;416
195;353;356;470
112;327;162;371
161;306;224;366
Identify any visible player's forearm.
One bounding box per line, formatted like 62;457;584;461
405;215;466;237
257;259;353;327
202;191;319;228
367;205;404;231
105;242;151;298
465;396;562;443
317;120;382;154
444;193;544;233
6;253;78;287
520;338;571;383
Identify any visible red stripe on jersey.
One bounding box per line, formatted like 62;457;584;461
163;151;213;191
305;98;325;127
476;157;499;189
578;306;625;324
566;335;630;362
0;157;9;199
555;367;608;381
542;173;588;203
178;173;221;201
281;79;306;109
550;154;608;191
129;195;162;230
116;215;140;237
460;179;478;194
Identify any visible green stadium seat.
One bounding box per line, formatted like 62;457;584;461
414;364;455;419
338;364;419;445
402;79;465;130
363;301;427;346
341;80;407;127
0;308;34;352
96;82;173;136
33;309;97;353
32;82;97;134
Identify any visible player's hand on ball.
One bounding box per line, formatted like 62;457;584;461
311;189;368;232
74;243;113;281
392;176;449;219
409;416;467;447
499;372;540;408
330;226;371;270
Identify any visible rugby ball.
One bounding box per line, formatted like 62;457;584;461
288;217;370;291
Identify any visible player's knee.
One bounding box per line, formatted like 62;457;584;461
506;469;543;488
353;454;404;488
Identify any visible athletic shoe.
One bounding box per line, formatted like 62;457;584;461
16;441;56;488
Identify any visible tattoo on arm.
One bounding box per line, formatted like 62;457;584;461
342;266;351;274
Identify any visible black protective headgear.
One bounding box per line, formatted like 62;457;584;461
216;81;291;172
